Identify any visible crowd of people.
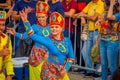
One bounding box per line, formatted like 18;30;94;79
0;0;120;80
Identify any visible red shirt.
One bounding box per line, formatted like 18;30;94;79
62;0;77;33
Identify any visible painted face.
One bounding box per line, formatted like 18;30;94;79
50;25;63;36
0;21;5;34
36;13;47;25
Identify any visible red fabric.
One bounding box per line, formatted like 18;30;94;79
0;19;5;22
77;2;86;12
0;33;5;38
50;12;64;27
36;1;49;14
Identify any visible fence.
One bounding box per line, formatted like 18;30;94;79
66;18;120;73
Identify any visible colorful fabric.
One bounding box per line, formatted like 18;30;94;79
15;23;50;80
0;33;14;80
28;46;48;67
100;21;119;41
83;0;104;31
24;22;74;79
24;22;74;71
41;61;70;80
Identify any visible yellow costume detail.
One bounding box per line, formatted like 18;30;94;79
0;33;14;80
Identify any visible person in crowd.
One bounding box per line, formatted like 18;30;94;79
48;0;64;23
73;0;91;67
12;0;37;56
20;11;74;80
7;1;50;80
0;0;14;24
74;0;105;76
95;0;120;79
0;11;14;80
62;0;77;43
0;0;13;9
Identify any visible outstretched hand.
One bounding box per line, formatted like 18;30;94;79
20;10;28;22
6;27;16;36
60;69;67;78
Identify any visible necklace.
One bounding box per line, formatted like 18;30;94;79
39;26;50;37
52;38;67;53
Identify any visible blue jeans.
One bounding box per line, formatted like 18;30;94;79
82;31;98;71
100;40;119;80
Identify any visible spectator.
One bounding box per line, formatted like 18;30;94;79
21;11;74;80
62;0;77;40
74;0;91;66
12;0;37;56
0;11;14;80
97;0;120;79
0;0;14;24
74;0;105;76
12;0;37;33
7;1;50;80
0;0;13;9
48;0;64;23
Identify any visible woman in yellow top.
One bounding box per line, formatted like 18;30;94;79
0;11;14;80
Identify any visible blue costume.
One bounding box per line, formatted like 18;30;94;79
15;23;50;80
15;23;50;62
24;22;74;80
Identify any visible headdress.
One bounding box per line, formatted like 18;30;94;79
0;11;6;22
36;1;49;14
50;12;64;27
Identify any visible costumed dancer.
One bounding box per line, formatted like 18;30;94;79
7;1;50;80
0;11;14;80
20;11;74;80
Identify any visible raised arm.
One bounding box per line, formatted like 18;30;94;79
107;0;116;20
7;27;29;40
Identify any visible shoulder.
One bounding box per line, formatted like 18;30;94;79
64;37;71;42
32;24;38;28
32;24;39;30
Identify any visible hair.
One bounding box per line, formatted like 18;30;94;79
112;66;120;80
